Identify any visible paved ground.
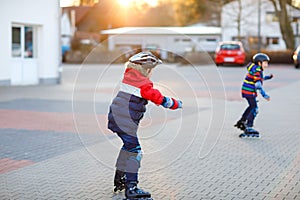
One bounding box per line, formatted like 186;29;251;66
0;63;300;200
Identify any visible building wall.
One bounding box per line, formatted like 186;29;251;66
107;34;221;56
0;0;60;85
61;12;72;58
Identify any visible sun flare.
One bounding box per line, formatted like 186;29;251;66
118;0;133;7
143;0;158;7
117;0;158;7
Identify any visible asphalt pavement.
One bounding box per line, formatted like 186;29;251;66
0;63;300;200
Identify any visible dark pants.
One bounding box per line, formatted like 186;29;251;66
241;97;258;127
115;132;142;183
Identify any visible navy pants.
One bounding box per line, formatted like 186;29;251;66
115;132;142;183
241;97;258;127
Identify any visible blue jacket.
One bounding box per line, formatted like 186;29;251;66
108;91;148;134
108;68;182;134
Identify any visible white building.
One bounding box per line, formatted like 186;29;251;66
222;0;300;51
0;0;61;85
101;26;221;58
61;11;73;59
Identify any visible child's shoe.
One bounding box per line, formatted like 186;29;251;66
245;127;259;134
125;181;151;199
234;120;246;130
114;170;126;192
239;127;260;138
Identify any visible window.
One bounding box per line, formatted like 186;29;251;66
182;38;191;42
12;27;21;57
174;38;191;42
232;36;246;41
11;25;34;58
220;44;240;50
248;36;260;45
266;12;279;22
24;26;33;58
266;37;279;45
206;38;217;42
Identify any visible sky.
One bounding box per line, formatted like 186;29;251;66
60;0;300;9
293;0;300;8
60;0;158;7
60;0;78;7
117;0;158;7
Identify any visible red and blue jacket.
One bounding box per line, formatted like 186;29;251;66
108;68;180;134
241;63;263;98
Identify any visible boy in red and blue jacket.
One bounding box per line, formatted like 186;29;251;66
234;53;273;136
108;52;182;199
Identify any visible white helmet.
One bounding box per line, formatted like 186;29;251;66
129;51;162;69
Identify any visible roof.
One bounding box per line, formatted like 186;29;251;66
101;26;221;35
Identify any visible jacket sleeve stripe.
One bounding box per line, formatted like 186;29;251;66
119;83;142;98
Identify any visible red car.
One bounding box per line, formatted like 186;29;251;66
214;41;246;66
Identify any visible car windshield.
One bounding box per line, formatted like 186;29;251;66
220;44;240;50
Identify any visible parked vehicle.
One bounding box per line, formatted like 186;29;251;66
116;46;142;62
214;41;246;66
144;44;161;59
293;45;300;69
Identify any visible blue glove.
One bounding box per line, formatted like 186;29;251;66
177;100;183;108
255;81;269;99
161;97;182;109
264;74;273;80
161;96;174;108
262;93;270;99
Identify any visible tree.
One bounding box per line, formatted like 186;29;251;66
220;0;296;50
268;0;295;49
172;0;237;26
205;0;236;26
172;0;207;26
222;0;243;39
221;0;256;44
79;0;99;6
135;2;176;26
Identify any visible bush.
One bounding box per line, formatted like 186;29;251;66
246;50;293;64
184;50;294;66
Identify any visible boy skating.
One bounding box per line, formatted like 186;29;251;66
234;53;273;138
108;52;182;199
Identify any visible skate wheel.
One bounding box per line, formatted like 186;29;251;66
114;187;125;193
239;133;260;138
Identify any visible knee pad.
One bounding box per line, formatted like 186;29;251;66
115;149;128;170
126;150;143;173
253;107;259;117
129;150;143;165
115;146;142;168
136;149;143;162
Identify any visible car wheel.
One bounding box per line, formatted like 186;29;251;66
296;64;300;69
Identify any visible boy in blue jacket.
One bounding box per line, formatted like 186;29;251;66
108;52;182;199
234;53;273;138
